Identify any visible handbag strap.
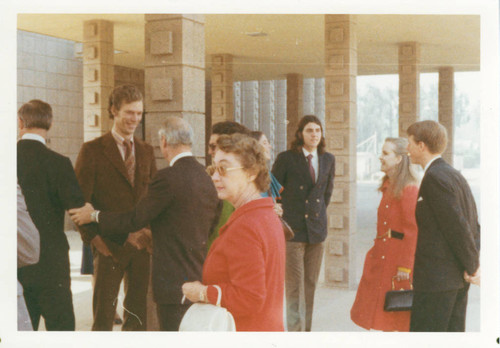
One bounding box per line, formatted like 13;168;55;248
213;284;222;307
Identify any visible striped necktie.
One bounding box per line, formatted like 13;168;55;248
123;139;135;186
307;154;315;185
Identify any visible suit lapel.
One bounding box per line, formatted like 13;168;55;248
133;138;149;188
316;153;328;186
102;132;132;187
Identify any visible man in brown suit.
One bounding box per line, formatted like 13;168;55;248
74;85;157;331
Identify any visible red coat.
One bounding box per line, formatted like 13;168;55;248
351;183;418;331
203;197;285;331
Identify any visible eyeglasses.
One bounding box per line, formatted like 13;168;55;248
206;165;244;177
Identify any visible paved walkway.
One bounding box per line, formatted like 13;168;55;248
55;230;479;332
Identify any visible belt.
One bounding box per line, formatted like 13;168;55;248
376;229;404;240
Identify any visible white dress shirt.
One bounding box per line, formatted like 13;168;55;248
21;133;46;145
170;151;193;167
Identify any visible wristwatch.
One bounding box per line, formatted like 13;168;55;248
91;210;100;223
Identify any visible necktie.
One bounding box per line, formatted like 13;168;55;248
124;139;135;186
307;154;315;185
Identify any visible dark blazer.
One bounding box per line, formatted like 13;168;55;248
413;158;480;292
272;149;335;244
17;139;85;286
97;156;220;304
74;132;157;248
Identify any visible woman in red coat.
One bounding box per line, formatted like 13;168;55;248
182;134;285;331
351;137;419;331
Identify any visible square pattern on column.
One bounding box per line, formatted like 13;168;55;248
151;77;173;101
150;31;173;55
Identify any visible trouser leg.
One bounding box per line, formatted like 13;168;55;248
121;249;150;331
20;284;41;331
447;284;469;332
410;289;461;332
91;249;124;331
303;242;324;332
285;242;305;331
156;304;191;331
37;280;75;331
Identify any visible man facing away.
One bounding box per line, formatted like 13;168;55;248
17;99;86;330
69;116;220;331
406;120;480;332
74;85;157;330
272;115;335;331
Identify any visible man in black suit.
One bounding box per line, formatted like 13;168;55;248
272;115;335;332
407;120;480;332
69;116;220;331
17;100;86;330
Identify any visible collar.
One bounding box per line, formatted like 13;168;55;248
170;151;193;166
302;147;318;159
218;197;274;236
111;127;134;145
423;155;441;174
21;133;46;145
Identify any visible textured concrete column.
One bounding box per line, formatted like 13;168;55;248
303;78;315;115
233;81;242;123
211;54;234;124
82;20;114;141
324;14;358;289
286;73;303;148
438;67;454;164
144;14;205;167
398;42;421;137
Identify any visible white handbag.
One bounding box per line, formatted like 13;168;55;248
179;285;236;331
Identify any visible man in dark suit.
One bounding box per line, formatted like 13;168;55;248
407;120;480;332
74;85;157;331
17;99;86;330
272;115;335;332
70;116;220;331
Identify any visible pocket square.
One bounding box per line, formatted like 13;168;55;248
417;197;423;202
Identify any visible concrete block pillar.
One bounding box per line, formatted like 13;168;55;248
211;54;234;125
438;67;454;164
82;20;114;141
398;42;421;137
144;14;205;167
324;14;358;289
286;73;303;148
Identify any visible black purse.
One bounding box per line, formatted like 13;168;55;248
383;276;413;312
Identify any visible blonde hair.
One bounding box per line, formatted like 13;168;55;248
378;137;419;198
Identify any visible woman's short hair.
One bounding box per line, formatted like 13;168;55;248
18;99;53;130
291;115;326;154
158;116;193;146
249;131;264;141
108;85;143;119
406;120;447;154
379;137;419;198
216;133;270;193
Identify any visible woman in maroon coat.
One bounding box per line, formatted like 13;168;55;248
351;137;419;331
182;134;285;331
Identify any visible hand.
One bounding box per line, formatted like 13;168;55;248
273;203;283;217
464;266;480;286
69;202;95;225
182;280;208;303
91;235;112;257
126;228;152;251
396;270;410;281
